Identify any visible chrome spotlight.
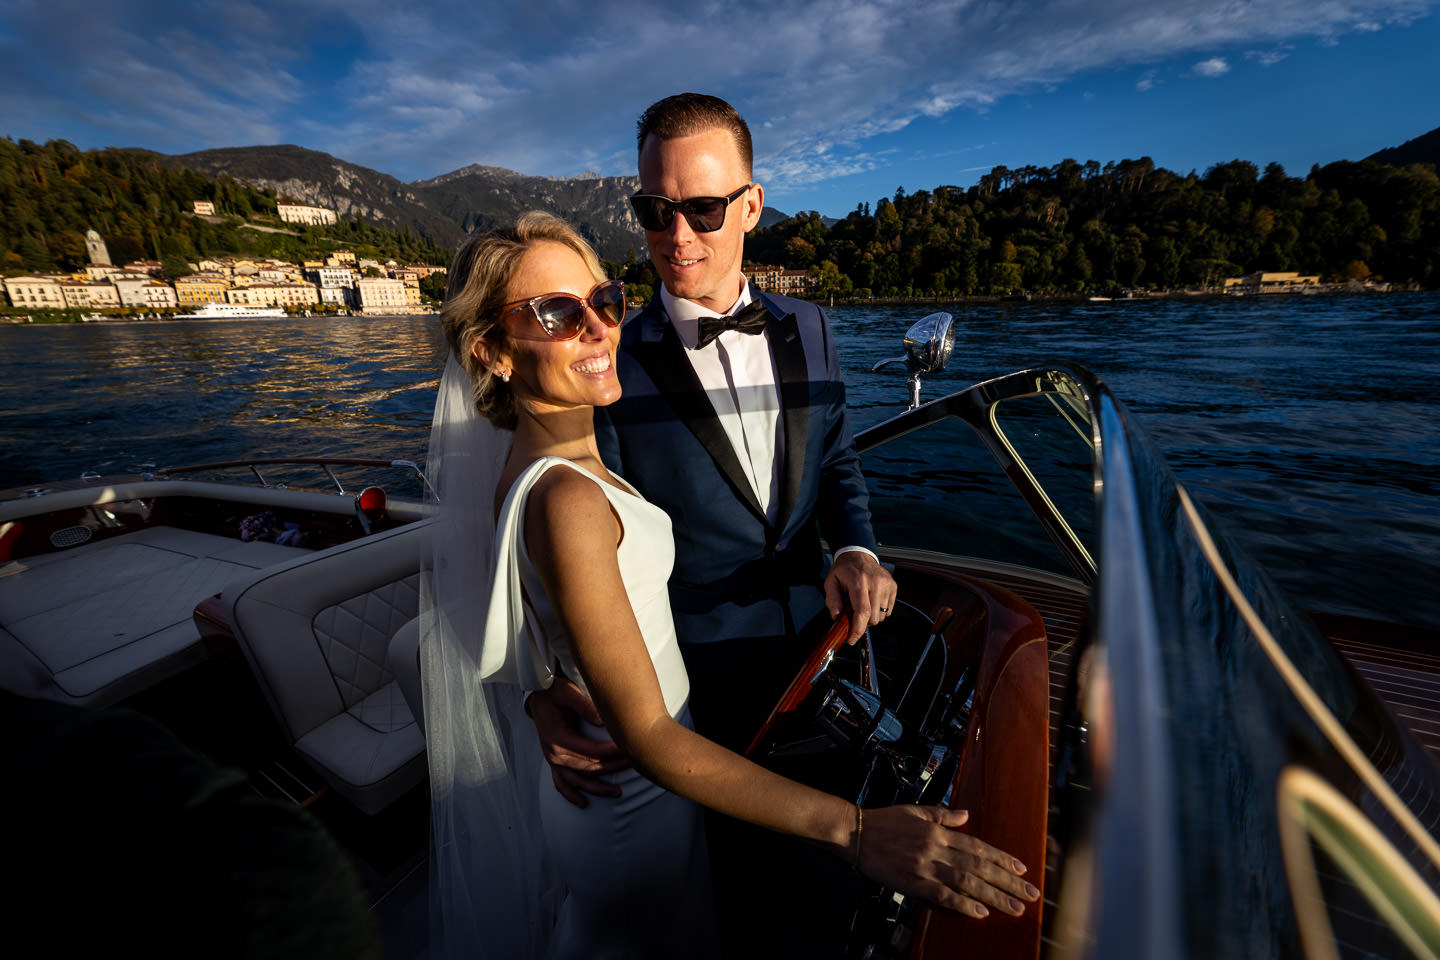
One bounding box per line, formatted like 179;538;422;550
870;312;955;409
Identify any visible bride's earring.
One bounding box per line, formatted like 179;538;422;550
497;369;511;383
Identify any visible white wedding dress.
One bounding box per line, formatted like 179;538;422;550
498;456;716;959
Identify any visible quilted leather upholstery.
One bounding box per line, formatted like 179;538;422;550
313;573;420;711
225;520;434;815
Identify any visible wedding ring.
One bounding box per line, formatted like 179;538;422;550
879;606;888;612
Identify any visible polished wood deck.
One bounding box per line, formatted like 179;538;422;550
985;574;1440;958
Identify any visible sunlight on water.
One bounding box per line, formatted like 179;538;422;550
2;294;1437;626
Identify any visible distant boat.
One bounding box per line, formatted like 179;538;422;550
173;303;287;320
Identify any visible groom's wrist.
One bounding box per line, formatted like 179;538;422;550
833;545;878;565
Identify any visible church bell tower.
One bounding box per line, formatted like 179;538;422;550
85;229;111;266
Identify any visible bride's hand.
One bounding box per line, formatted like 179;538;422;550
856;806;1040;918
527;679;631;808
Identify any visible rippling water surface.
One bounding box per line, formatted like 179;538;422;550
2;292;1437;627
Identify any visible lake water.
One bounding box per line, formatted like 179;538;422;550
2;292;1437;628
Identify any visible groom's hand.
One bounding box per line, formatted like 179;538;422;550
527;679;630;808
825;551;898;643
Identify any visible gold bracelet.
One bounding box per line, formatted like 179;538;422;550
853;804;864;871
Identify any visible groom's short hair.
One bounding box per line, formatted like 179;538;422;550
636;93;753;178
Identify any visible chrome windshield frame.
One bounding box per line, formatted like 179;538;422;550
856;362;1103;585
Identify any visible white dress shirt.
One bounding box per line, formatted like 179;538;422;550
662;280;782;523
661;280;876;564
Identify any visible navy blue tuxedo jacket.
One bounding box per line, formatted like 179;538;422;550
595;291;877;648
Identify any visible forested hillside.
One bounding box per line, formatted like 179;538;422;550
0;138;451;276
1368;124;1440;170
742;158;1440;296
7;136;1438;296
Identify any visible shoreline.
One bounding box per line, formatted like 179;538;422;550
3;284;1426;324
1;307;440;325
813;281;1417;308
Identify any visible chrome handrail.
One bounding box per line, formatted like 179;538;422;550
159;456;437;499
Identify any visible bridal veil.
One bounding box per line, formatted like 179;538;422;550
420;353;563;958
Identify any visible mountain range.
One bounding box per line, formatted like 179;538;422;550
1366;124;1440;169
158;145;648;262
148;124;1438;264
162;145;794;262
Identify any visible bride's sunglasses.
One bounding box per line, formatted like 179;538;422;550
500;279;626;340
629;184;751;233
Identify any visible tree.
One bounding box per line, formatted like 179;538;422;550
1338;260;1372;281
809;259;848;294
785;237;817;268
161;251;190;281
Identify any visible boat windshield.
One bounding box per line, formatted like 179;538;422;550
857;365;1098;582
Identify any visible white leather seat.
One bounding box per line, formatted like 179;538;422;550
224;519;433;815
387;615;424;729
0;526;310;707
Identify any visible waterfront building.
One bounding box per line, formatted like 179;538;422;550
401;277;422;306
174;273;234;306
748;264;781;289
750;264;813;295
58;280;121;309
272;281;320;307
356;277;409;314
227;282;319;309
84;264;123;281
1224;271;1322;293
276;203;338;227
193;201;215;215
306;266;357;291
4;275;66;309
123;260;164;278
113;277;179;309
318;286;354;308
108;271;156;286
85;229;111;266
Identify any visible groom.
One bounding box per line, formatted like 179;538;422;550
528;91;895;953
531;90;895;781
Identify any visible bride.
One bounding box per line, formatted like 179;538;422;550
421;212;1039;958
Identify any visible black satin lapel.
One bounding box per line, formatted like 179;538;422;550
631;324;768;525
770;307;809;532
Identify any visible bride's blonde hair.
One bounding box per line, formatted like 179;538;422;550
440;212;608;429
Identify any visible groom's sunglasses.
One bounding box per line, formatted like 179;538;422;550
629;184;751;233
500;279;626;341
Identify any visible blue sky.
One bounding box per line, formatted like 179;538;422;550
3;0;1436;219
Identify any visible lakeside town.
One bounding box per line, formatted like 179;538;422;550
3;202;447;321
3;190;1411;324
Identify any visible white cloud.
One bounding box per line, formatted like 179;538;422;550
1193;57;1231;77
4;0;1436;190
1244;48;1291;66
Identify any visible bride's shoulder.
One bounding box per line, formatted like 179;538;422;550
521;462;622;559
525;460;612;518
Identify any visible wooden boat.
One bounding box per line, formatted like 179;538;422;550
2;315;1437;958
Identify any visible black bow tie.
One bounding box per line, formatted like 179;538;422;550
694;298;772;349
